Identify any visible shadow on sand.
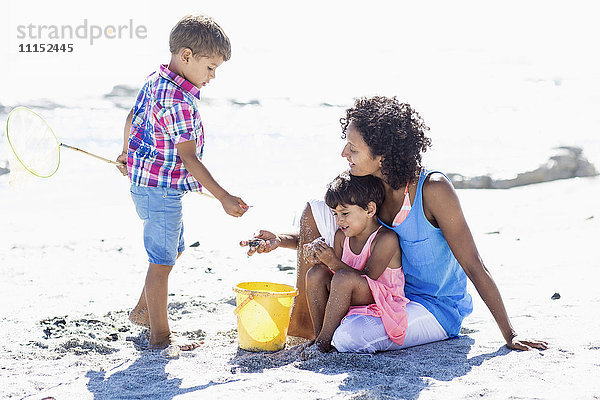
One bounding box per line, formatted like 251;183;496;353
230;335;510;399
85;351;225;399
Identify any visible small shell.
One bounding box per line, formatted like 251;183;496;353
248;239;263;247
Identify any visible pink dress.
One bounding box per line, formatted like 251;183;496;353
343;186;412;345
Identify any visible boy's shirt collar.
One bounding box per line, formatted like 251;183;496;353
159;64;201;100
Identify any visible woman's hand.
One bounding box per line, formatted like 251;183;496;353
506;335;548;351
240;230;281;256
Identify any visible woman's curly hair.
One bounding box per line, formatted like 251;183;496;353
340;96;432;190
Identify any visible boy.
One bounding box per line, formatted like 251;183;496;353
116;15;248;353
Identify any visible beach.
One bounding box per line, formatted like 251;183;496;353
1;145;599;398
3;1;600;398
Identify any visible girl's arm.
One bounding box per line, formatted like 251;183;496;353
362;229;401;281
423;174;548;351
332;229;345;259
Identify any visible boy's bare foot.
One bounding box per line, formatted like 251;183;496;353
160;341;202;358
129;307;150;327
147;333;202;358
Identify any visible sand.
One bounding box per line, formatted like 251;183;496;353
1;164;600;399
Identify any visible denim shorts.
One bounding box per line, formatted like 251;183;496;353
130;185;186;266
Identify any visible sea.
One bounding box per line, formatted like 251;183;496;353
2;0;600;234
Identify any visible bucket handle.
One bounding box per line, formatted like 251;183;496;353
233;294;254;316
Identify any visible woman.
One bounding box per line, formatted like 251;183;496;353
242;96;547;352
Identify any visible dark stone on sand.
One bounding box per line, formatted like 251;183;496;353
105;333;119;341
41;317;68;339
551;292;561;300
190;241;200;247
43;327;53;339
0;165;9;177
225;297;237;306
277;264;295;271
448;146;598;189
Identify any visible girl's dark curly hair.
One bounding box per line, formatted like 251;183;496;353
340;96;432;190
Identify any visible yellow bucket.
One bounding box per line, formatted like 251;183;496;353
233;282;298;352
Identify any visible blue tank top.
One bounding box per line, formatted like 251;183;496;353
379;169;473;336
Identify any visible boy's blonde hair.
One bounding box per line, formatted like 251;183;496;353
169;15;231;61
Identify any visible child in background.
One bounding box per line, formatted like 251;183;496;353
116;15;248;354
304;172;409;353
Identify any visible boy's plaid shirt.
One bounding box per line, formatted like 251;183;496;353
127;64;204;192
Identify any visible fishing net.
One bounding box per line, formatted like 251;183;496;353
6;107;61;180
5;107;122;186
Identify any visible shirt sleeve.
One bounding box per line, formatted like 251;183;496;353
160;102;199;144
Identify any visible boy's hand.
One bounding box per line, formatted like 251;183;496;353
240;230;281;256
116;152;128;176
219;194;248;217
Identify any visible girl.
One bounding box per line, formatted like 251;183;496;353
305;172;409;353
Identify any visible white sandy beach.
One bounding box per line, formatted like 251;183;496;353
3;1;600;398
1;148;599;399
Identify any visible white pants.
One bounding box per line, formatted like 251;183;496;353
309;200;449;353
331;301;448;353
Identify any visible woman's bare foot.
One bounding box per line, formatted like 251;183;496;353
128;307;150;327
